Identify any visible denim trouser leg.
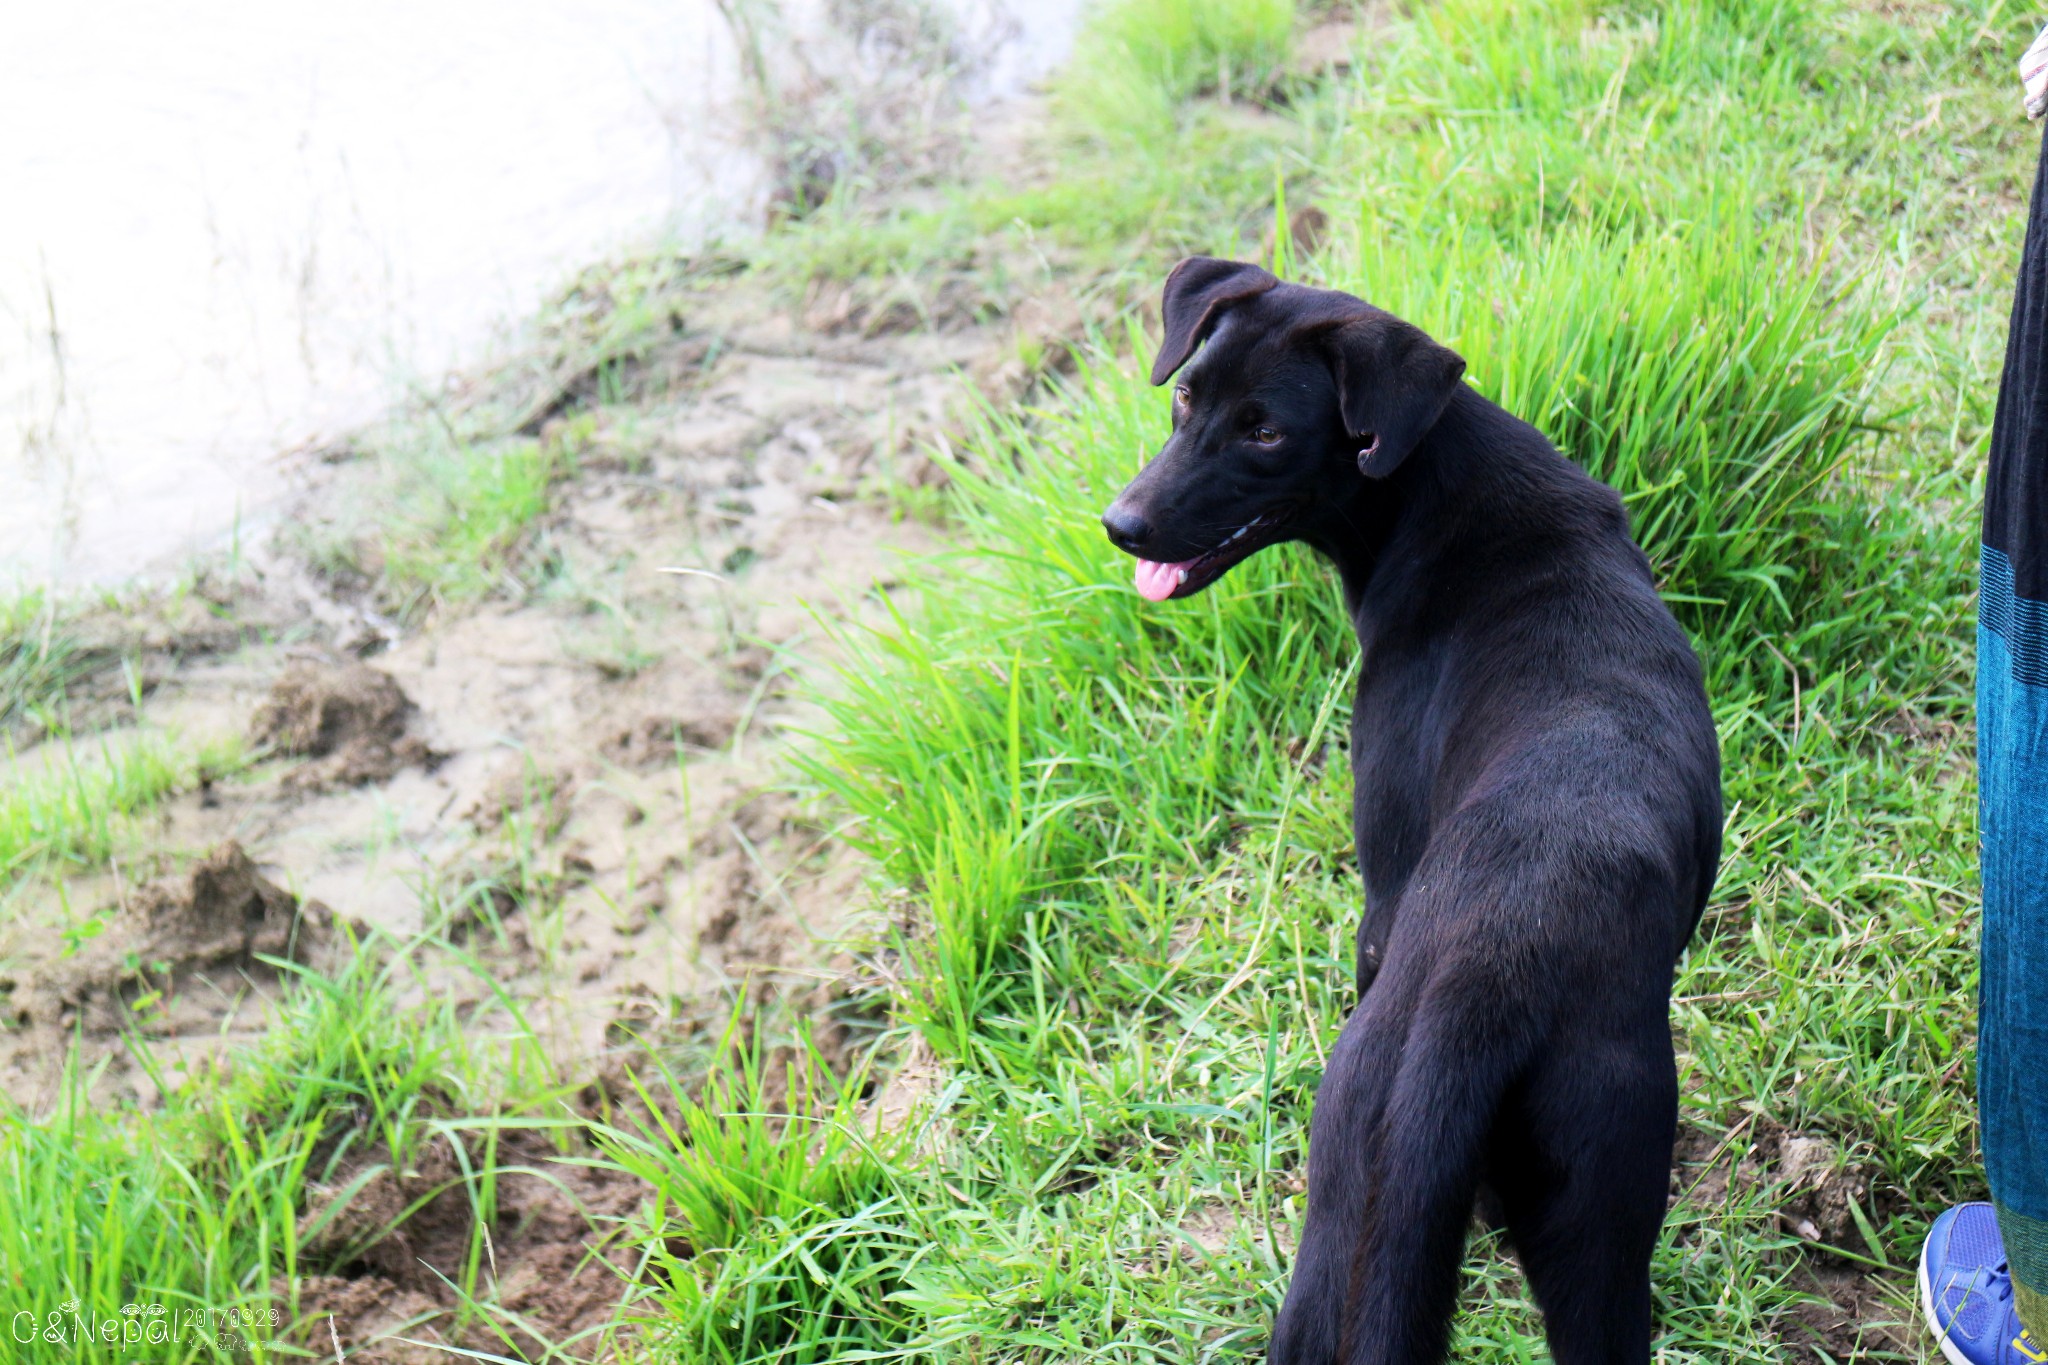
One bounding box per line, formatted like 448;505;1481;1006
1982;114;2048;1333
1980;560;2048;1329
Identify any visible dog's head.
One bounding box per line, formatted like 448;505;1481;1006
1101;256;1466;601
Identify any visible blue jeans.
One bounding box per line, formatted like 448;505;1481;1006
1981;552;2048;1328
1980;115;2048;1331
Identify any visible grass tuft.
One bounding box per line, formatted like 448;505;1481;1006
0;732;244;885
1056;0;1297;140
0;940;556;1363
375;432;570;620
599;1023;915;1363
0;591;86;734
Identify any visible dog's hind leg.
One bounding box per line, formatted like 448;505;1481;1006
1269;992;1411;1365
1493;1031;1676;1365
1339;984;1535;1365
1272;959;1533;1365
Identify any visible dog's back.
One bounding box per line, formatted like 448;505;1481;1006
1348;390;1722;966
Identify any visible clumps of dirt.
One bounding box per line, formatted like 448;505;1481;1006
1773;1132;1873;1248
1670;1123;1876;1252
6;841;334;1040
130;840;333;970
1669;1121;1922;1358
0;843;343;1104
691;857;758;949
675;790;832;970
251;659;437;790
283;1276;446;1365
287;1128;647;1364
465;762;578;835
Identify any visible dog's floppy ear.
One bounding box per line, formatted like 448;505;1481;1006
1149;256;1279;385
1321;312;1466;479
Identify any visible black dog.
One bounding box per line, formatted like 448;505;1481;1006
1102;258;1722;1365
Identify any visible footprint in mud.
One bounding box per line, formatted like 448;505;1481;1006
251;659;441;791
2;842;337;1094
290;1126;644;1364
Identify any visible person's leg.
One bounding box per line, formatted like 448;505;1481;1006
1922;111;2048;1365
1980;108;2048;1337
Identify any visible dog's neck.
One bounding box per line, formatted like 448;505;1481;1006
1307;385;1583;616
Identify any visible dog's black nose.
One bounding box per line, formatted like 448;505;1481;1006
1102;504;1152;553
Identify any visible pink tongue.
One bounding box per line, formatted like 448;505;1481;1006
1135;559;1192;602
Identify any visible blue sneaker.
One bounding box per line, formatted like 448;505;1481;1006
1921;1203;2048;1364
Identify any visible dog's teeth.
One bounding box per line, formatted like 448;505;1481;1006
1175;568;1188;585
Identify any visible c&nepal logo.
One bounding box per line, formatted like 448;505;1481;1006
12;1299;181;1346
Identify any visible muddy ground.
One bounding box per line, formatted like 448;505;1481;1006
0;187;1098;1353
0;287;1000;1104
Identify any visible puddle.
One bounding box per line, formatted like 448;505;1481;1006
0;0;1080;587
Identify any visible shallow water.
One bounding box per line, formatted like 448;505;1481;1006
0;0;1077;587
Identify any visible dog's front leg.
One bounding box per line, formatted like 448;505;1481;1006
1352;906;1391;1001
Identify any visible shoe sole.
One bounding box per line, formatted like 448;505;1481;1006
1922;1253;1981;1365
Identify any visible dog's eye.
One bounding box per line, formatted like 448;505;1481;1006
1174;385;1191;408
1252;425;1282;445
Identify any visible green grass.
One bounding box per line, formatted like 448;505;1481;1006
0;731;244;885
373;430;571;620
599;1020;915;1364
0;0;2030;1359
0;591;87;734
1054;0;1296;140
753;0;2026;1358
0;938;564;1364
797;199;1911;1048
